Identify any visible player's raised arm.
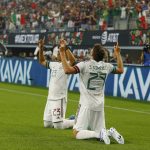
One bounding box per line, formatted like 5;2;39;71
59;39;76;74
140;51;144;64
66;47;76;66
59;39;76;66
38;38;46;66
113;42;124;74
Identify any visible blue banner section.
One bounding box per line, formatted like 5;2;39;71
0;57;47;87
105;67;150;101
0;57;149;101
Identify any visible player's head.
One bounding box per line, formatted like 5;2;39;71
52;46;61;61
143;44;150;53
52;45;68;62
92;44;106;62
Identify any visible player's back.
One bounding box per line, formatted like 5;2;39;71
48;61;68;100
77;59;114;110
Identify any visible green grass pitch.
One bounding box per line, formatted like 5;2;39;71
0;82;150;150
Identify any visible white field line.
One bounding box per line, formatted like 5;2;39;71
105;105;150;115
0;87;150;115
0;87;47;97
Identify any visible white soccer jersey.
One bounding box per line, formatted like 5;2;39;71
76;59;115;111
46;61;68;100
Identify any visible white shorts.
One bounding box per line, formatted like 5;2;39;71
73;105;105;133
43;98;67;123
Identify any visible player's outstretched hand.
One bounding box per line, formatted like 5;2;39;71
38;37;45;49
59;39;66;52
114;42;120;55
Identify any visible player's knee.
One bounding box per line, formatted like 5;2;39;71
44;121;53;128
53;122;63;129
73;129;79;138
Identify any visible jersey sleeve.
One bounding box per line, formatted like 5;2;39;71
73;62;85;73
106;63;116;74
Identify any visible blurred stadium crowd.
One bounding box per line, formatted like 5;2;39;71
0;0;150;66
0;0;150;33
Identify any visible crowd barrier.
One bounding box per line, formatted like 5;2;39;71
0;29;149;47
0;57;149;101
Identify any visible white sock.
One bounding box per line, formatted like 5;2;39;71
53;119;74;129
62;119;75;129
44;121;53;128
76;130;99;139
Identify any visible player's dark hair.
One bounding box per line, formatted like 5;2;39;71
92;44;106;62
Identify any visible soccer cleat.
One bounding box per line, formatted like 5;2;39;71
100;128;110;145
108;127;124;144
